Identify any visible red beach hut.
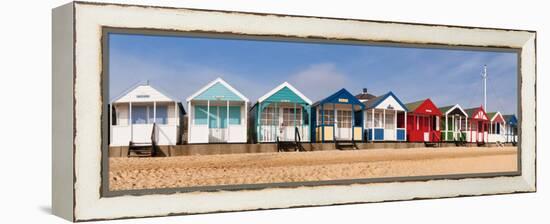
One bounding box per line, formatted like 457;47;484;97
404;99;442;142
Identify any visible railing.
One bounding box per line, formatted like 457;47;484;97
277;127;304;152
150;123;158;156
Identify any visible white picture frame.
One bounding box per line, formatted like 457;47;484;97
52;1;536;221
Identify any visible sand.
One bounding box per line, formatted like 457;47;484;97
109;146;518;191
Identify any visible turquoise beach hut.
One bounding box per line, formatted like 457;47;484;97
186;78;249;143
249;82;312;143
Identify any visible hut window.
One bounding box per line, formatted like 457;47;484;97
217;106;241;127
261;107;279;125
337;110;352;128
397;112;405;128
228;106;241;125
366;110;373;127
155;105;168;124
460;118;468;131
194;106;208;125
132;105;148;124
282;108;302;126
373;111;382;128
208;106;219;128
432;116;439;131
322;110;335;125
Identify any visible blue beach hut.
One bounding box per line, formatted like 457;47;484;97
311;88;365;142
503;114;518;143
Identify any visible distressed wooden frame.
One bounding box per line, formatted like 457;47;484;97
52;1;536;222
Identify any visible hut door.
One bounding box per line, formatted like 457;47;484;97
336;110;352;140
422;117;430;142
281;107;302;141
477;121;484;142
208;106;228;143
385;111;395;140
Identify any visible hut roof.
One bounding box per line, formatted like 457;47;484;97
438;104;467;117
186;78;248;102
355;92;377;101
503;114;518;125
111;82;178;104
404;100;425;112
404;99;441;115
464;106;488;120
257;82;312;105
312;88;365;109
363;91;407;111
487;111;505;123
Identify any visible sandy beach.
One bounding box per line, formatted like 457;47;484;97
109;146;518;191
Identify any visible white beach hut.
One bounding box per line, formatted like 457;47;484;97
362;92;408;141
109;83;185;147
487;111;507;143
186;78;249;143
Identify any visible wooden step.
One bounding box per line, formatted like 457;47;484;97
128;145;154;157
424;142;438;147
277;141;299;152
335;141;358;150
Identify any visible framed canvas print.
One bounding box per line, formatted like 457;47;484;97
52;1;536;222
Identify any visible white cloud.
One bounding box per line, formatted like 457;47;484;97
288;63;350;101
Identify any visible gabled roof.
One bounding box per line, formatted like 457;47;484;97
258;82;312;105
463;106;488;120
404;99;441;115
438;104;468;117
503;114;518;125
111;83;178;103
404;100;425;112
363;91;407;111
487;111;505;123
186;78;249;102
355;92;377;101
312;88;365;109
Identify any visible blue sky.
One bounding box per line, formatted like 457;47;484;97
109;33;518;115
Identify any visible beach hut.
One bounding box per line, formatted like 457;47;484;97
249;82;313;143
487;111;506;143
503;114;518;143
311;89;365;142
438;104;468;142
109;83;185;147
186;78;249;143
404;99;442;142
463;106;489;143
362;91;408;141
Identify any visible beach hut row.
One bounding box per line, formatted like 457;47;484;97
109;78;518;146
